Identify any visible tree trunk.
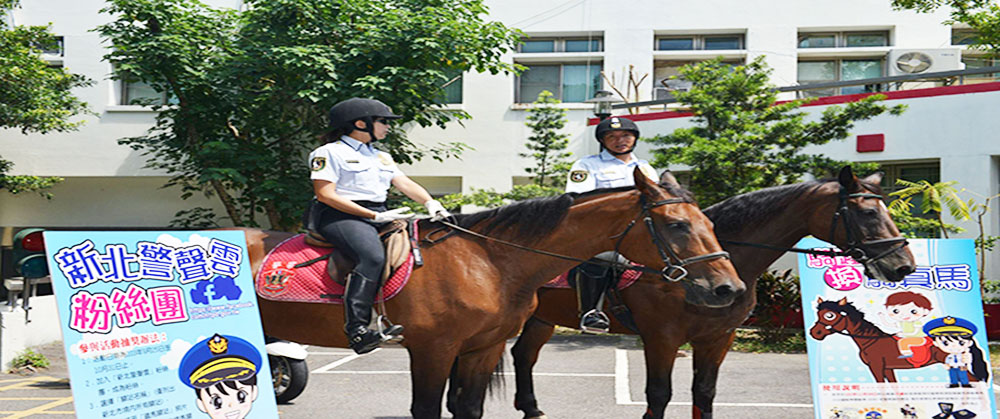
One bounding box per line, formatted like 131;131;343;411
210;179;244;226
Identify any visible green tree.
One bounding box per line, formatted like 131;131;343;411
521;90;572;187
644;57;905;206
888;179;970;238
96;0;521;230
0;0;91;197
893;0;1000;57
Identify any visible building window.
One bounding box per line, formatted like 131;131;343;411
119;73;173;106
952;28;978;45
518;38;603;53
655;34;744;51
961;56;1000;82
880;162;941;236
797;59;884;97
653;60;740;99
798;31;889;48
32;36;64;56
439;70;463;104
516;63;601;103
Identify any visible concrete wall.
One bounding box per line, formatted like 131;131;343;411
0;296;63;370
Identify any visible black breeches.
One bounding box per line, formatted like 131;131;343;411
313;201;387;281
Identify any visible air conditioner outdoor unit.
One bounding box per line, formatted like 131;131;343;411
887;48;964;76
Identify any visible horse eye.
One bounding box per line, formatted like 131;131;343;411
861;209;877;217
823;312;836;321
212;395;222;409
667;222;689;231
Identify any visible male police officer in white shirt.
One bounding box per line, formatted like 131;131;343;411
565;116;657;333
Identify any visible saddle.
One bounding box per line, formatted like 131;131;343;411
302;219;417;285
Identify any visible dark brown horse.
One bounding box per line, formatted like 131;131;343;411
809;297;989;383
505;167;917;419
243;169;743;419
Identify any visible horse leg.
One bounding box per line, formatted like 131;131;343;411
640;333;684;419
884;368;897;383
446;358;460;416
408;345;459;419
866;361;886;383
451;343;508;419
511;316;556;419
689;332;736;419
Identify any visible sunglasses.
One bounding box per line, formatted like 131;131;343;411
373;118;390;125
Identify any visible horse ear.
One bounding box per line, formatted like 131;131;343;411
634;167;664;198
659;170;680;188
837;166;858;190
816;296;824;305
837;297;848;306
862;171;884;186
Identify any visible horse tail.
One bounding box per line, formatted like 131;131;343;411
487;352;506;396
970;342;990;382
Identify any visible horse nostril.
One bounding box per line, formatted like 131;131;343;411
896;265;915;277
714;284;734;298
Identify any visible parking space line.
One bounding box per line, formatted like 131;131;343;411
2;396;74;418
311;370;614;376
305;351;356;356
615;349;631;405
310;349;379;373
0;377;58;392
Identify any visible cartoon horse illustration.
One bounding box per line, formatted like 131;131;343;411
809;297;988;383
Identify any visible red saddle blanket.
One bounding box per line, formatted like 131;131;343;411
255;234;414;304
895;336;933;367
543;265;643;290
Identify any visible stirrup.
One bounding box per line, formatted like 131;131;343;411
579;309;610;334
377;314;404;342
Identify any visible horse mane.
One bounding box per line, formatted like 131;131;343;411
447;182;694;243
703;177;883;235
817;299;889;337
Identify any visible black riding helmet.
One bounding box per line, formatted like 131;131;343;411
594;116;640;156
328;98;403;142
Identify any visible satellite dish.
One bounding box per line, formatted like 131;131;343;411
895;52;933;73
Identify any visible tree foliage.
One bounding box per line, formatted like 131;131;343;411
893;0;1000;58
520;90;572;187
0;0;90;197
645;57;905;206
888;179;969;238
96;0;521;230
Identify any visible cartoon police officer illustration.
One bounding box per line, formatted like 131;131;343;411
923;316;990;388
179;334;262;418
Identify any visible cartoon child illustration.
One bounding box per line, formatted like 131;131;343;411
923;316;990;388
179;334;262;418
900;403;917;419
878;291;932;358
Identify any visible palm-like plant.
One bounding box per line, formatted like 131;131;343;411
888;179;970;238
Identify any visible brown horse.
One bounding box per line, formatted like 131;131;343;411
505;166;917;419
809;297;989;383
242;169;743;419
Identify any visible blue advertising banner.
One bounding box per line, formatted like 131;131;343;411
798;238;996;419
43;231;278;419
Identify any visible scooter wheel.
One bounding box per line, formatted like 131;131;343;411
270;355;308;403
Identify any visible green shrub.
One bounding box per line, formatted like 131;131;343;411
11;348;50;369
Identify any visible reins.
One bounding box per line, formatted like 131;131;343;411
720;185;908;266
423;194;730;283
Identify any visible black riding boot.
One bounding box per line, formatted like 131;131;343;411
343;271;403;354
574;261;613;334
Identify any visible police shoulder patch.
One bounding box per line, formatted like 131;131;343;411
377;152;394;166
570;170;588;183
311;156;326;171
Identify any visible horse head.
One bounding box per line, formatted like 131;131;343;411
806;166;916;282
809;297;856;340
613;168;745;308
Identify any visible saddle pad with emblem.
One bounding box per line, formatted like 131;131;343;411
543;266;643;290
255;234;413;304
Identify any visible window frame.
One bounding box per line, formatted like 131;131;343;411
655;34;745;51
117;71;172;107
652;59;744;99
796;58;886;97
952;28;979;46
514;62;603;103
797;31;890;48
517;37;604;53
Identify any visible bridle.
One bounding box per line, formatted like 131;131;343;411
721;185;908;269
423;193;730;284
610;195;730;282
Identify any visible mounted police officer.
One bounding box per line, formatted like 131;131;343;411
306;97;451;354
565;116;658;333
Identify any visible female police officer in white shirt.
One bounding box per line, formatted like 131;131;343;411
565;116;657;333
307;98;450;354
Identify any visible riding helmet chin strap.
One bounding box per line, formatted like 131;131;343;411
359;116;377;143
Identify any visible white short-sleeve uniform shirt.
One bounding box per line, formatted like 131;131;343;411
565;150;658;193
308;136;403;202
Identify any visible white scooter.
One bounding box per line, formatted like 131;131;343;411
265;336;309;403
